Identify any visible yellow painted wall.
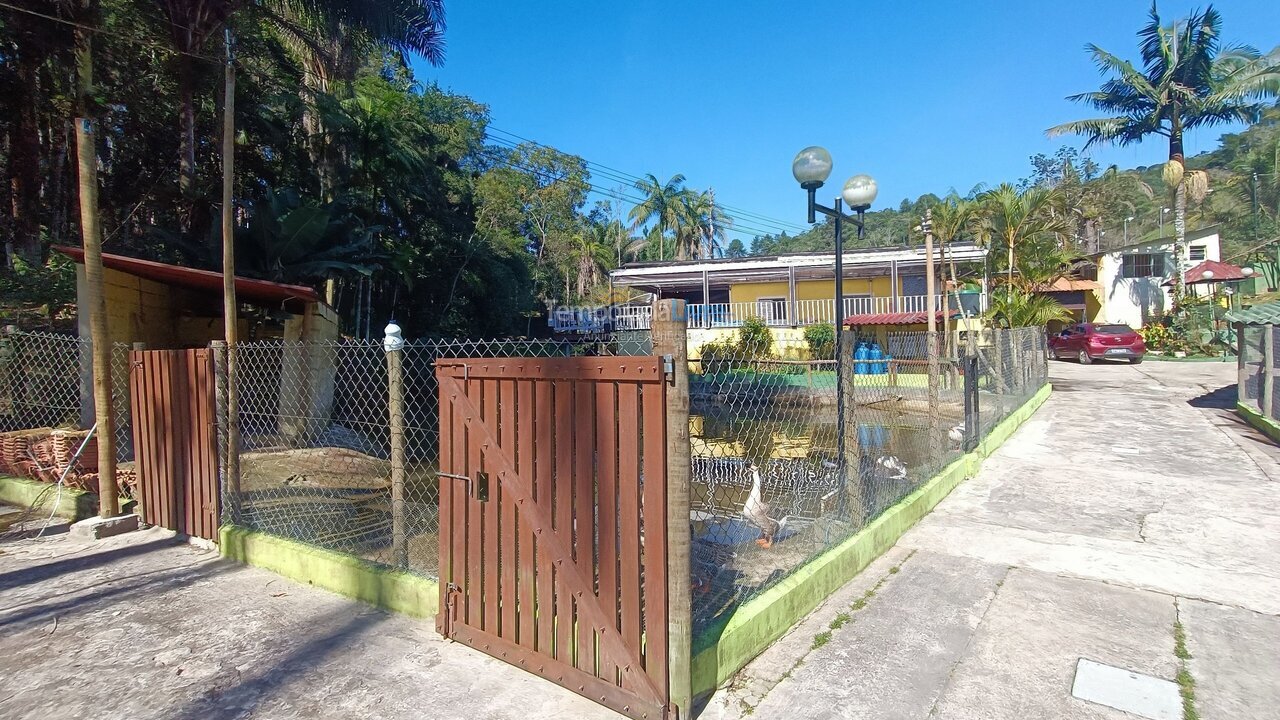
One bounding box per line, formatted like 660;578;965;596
728;277;898;304
102;267;176;348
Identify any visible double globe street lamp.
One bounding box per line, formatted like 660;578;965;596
792;146;877;509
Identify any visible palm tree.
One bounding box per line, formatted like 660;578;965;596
628;173;687;260
986;287;1073;329
1048;3;1279;302
977;184;1070;290
682;189;732;260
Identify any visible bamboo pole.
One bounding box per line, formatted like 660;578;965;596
924;210;942;462
73;4;117;519
653;299;691;719
387;338;408;568
221;29;242;501
1263;325;1274;419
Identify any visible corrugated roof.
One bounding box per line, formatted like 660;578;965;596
1225;300;1280;326
55;246;322;313
842;310;960;327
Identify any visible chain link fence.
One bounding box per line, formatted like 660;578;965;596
218;334;650;578
0;329;134;499
1237;324;1278;418
687;324;1046;635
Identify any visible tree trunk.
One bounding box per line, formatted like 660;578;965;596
1169;109;1187;309
177;55;197;236
8;54;44;266
74;0;119;519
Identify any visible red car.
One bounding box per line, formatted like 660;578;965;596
1049;323;1146;364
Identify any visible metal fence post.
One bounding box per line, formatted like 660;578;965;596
1236;323;1247;405
653;299;692;719
211;340;234;525
963;354;979;451
926;330;942;463
1264;325;1275;418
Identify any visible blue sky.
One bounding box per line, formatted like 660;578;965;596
414;1;1280;242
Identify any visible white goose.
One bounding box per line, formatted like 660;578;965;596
948;423;966;446
875;455;907;480
743;463;789;548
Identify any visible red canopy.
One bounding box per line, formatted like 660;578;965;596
843;310;959;327
1163;259;1247;286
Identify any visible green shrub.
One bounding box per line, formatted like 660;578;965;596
738;316;774;358
803;323;835;359
698;340;737;375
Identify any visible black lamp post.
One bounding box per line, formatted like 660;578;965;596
792;146;878;502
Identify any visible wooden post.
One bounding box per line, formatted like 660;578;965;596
1263;325;1274;418
387;340;408;568
923;210;943;462
653;299;691;719
73;11;118;519
220;29;242;502
838;331;863;525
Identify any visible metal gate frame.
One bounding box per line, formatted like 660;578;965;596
435;357;671;720
128;348;219;540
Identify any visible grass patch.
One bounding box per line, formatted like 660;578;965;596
811;630;832;650
1174;621;1191;661
1177;668;1199;720
1174;601;1198;720
829;612;851;630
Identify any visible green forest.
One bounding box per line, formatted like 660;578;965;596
1;1;1278;337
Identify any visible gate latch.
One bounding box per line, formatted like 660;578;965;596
662;354;675;384
442;582;462;638
438;471;489;503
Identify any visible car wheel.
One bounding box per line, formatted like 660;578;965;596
1129;357;1143;364
1077;349;1092;365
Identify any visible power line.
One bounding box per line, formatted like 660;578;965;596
484;126;811;234
475;143;786;241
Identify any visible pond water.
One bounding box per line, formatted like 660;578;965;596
687;404;962;632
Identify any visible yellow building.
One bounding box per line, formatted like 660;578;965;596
601;244;990;357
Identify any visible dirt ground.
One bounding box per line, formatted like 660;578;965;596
0;526;615;720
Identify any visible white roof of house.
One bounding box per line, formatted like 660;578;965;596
611;244;986;291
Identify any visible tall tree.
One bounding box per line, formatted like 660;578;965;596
978;183;1070;290
628;173;687;260
1048;3;1279;303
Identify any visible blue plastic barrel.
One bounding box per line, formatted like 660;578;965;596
854;340;870;375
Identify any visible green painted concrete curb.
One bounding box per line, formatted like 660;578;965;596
0;475;97;520
690;382;1053;698
219;525;439;619
1236;401;1280;445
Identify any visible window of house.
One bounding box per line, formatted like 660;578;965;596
1189;245;1206;262
1121;253;1165;279
755;297;789;325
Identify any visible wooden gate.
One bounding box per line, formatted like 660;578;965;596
435;357;670;720
129;348;220;540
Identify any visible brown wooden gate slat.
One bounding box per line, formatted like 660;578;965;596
128;348;219;541
435;357;670;720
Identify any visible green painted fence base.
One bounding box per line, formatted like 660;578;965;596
691;382;1053;699
0;475;98;520
219;525;439;619
1236;401;1280;445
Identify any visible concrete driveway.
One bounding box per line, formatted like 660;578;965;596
0;528;616;720
709;358;1280;720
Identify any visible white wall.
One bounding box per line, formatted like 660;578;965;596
1098;230;1222;328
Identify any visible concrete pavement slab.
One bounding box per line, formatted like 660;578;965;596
746;550;1007;720
930;570;1178;720
1179;598;1280;720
